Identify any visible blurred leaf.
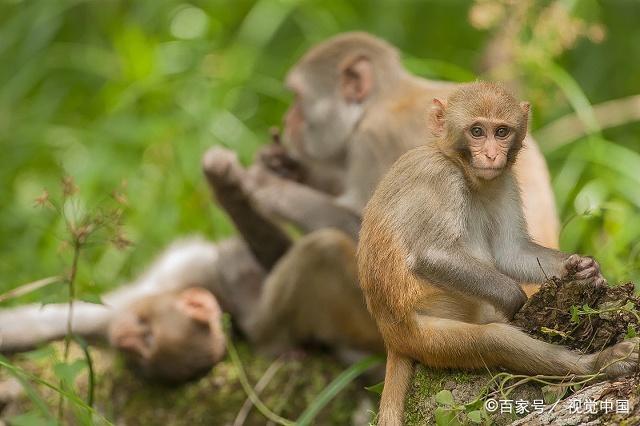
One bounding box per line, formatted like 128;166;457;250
467;410;483;423
78;293;104;305
434;406;459;426
435;389;455;406
53;359;87;387
364;380;384;395
22;345;57;361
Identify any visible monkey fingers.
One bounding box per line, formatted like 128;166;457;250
593;337;640;377
564;254;607;287
257;143;306;183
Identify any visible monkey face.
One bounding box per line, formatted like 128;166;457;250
108;288;226;383
431;82;530;182
282;56;371;163
462;119;519;180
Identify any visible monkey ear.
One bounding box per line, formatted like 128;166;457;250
429;98;447;135
175;287;221;325
340;56;373;103
520;101;531;115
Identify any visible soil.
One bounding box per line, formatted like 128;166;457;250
513;279;639;353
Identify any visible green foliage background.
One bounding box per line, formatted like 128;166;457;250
1;0;639;303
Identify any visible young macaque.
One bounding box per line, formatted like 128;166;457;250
0;237;263;383
357;82;638;425
0;230;381;383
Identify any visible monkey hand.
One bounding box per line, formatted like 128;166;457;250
499;285;528;320
563;254;607;287
257;143;306;183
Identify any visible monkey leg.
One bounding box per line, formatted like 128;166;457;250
202;146;292;270
379;318;593;426
521;283;542;298
246;229;383;354
404;316;594;375
378;349;414;426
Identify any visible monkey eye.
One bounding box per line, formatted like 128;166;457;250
470;126;485;138
495;127;510;138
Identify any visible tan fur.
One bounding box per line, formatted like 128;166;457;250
248;228;383;354
357;82;636;425
276;33;559;242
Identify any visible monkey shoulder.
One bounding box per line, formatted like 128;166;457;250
386;145;466;203
367;146;466;244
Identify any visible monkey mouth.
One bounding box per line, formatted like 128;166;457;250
472;166;504;179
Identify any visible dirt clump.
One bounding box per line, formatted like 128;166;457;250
513;279;639;353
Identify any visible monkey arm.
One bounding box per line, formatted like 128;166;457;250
247;174;361;239
0;238;237;352
495;240;568;283
0;302;113;351
412;246;527;318
497;240;607;287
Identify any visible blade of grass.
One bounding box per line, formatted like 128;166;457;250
296;354;384;426
542;61;600;136
0;276;62;303
0;355;54;422
0;354;113;425
223;317;295;426
72;335;95;407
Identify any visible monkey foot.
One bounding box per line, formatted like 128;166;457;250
202;146;245;189
593;337;640;378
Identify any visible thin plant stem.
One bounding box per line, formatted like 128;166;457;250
58;238;82;420
224;319;295;426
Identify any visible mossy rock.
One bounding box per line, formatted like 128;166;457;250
404;365;543;425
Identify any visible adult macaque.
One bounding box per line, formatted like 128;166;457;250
204;32;559;257
0;230;380;382
357;82;638;425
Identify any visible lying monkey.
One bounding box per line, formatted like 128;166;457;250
357;82;639;425
0;229;382;383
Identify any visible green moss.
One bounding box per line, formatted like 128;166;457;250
404;365;487;426
403;365;543;425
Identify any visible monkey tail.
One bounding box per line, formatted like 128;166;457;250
378;349;414;426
